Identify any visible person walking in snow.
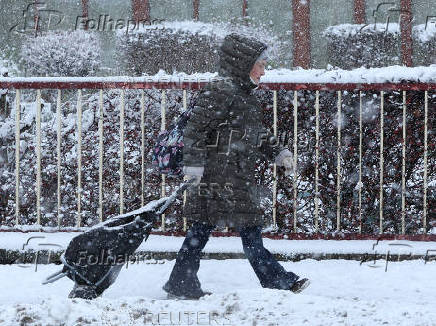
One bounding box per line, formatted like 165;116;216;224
162;33;310;299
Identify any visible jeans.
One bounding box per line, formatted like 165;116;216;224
164;222;299;296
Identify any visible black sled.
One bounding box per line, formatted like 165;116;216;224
42;180;195;299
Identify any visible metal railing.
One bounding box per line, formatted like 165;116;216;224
0;77;434;240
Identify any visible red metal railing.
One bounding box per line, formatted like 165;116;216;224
0;78;434;241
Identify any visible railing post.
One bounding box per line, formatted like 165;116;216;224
423;91;428;233
98;89;104;222
314;90;320;232
293;90;298;233
336;91;341;232
119;89;125;215
140;89;145;207
56;90;62;228
14;89;21;226
358;91;363;234
182;90;188;232
161;90;166;230
379;91;384;234
36;89;42;225
272;90;278;229
76;90;82;227
401;91;407;234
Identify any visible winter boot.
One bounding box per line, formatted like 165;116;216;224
68;284;100;300
162;281;211;300
290;278;310;294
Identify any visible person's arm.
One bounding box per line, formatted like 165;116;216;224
182;92;224;168
256;122;294;173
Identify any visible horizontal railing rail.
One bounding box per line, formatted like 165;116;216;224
0;77;435;91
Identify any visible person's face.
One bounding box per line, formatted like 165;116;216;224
249;59;266;85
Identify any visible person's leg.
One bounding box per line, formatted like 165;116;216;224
163;222;214;297
239;225;299;290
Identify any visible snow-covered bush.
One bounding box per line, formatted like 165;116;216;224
256;88;435;235
117;24;220;75
324;23;436;69
0;58;14;218
21;30;101;77
0;86;194;228
413;24;436;66
116;20;292;76
323;23;401;69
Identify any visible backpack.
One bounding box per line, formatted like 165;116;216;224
151;94;199;177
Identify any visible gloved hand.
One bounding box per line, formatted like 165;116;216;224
282;156;294;176
275;149;294;176
182;166;204;186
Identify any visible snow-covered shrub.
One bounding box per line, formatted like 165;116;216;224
0;59;10;108
413;24;436;66
0;87;193;228
116;20;292;76
21;30;101;77
117;24;220;75
254;87;435;235
324;23;436;69
323;23;400;69
0;58;14;218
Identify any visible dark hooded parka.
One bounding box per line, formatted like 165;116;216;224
182;33;286;229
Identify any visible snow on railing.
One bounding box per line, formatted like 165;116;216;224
0;69;434;239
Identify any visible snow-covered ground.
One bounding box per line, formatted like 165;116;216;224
0;258;435;325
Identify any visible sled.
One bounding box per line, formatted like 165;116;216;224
42;179;196;297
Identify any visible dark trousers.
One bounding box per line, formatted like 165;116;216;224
164;222;299;296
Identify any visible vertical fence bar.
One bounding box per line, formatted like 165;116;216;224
336;91;341;232
272;90;277;228
56;90;62;228
358;91;363;234
182;90;188;232
314;90;319;232
293;90;298;233
401;91;406;234
36;89;42;225
423;91;428;233
98;89;104;222
76;90;82;227
14;89;21;226
379;91;384;234
140;89;145;207
119;89;125;215
161;90;166;230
